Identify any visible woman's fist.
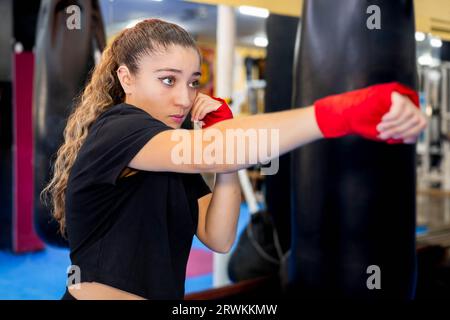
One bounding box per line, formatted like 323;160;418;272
376;92;427;144
314;82;427;144
191;93;233;128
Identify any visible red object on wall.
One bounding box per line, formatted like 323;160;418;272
12;52;45;252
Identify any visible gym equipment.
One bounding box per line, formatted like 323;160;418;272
0;0;44;252
289;0;418;298
33;0;106;247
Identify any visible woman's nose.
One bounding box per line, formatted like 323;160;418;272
174;86;193;109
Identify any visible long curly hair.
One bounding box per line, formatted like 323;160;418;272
40;19;200;237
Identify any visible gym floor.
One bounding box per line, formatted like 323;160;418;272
1;192;450;300
0;204;252;300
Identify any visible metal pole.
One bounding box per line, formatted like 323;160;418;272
213;4;235;287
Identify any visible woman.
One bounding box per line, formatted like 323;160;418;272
41;19;426;300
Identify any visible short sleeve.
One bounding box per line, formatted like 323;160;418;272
80;107;172;185
183;173;212;200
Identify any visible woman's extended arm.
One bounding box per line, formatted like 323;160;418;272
129;105;322;173
129;82;426;174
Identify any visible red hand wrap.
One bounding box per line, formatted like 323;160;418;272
202;97;234;128
314;82;419;144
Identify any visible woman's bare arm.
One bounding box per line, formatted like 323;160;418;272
196;172;241;253
129;106;321;173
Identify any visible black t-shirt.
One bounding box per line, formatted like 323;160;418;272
65;103;211;299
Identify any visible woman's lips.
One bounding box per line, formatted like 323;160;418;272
170;115;185;124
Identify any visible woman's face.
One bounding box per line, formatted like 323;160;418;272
119;44;201;128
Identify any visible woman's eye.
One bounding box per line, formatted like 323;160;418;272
161;77;175;86
190;80;200;88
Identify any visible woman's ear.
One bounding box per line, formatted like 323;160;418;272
116;65;134;95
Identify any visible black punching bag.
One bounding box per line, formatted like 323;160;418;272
34;0;106;247
264;14;299;255
289;0;417;298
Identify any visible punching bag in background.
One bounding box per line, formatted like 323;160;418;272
290;0;418;298
227;15;299;284
264;14;299;256
34;0;106;247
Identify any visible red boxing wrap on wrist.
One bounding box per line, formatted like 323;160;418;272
313;82;419;144
202;97;234;128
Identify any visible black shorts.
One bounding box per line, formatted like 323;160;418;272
61;288;77;300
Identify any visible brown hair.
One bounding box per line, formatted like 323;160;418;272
40;19;200;237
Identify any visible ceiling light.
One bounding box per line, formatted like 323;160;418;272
238;6;269;18
430;38;443;48
254;37;268;47
418;54;433;66
415;32;425;42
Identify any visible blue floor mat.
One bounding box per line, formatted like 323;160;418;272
185;274;213;294
0;203;253;299
0;245;70;300
5;204;427;299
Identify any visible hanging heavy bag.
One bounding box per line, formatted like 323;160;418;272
228;211;287;283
